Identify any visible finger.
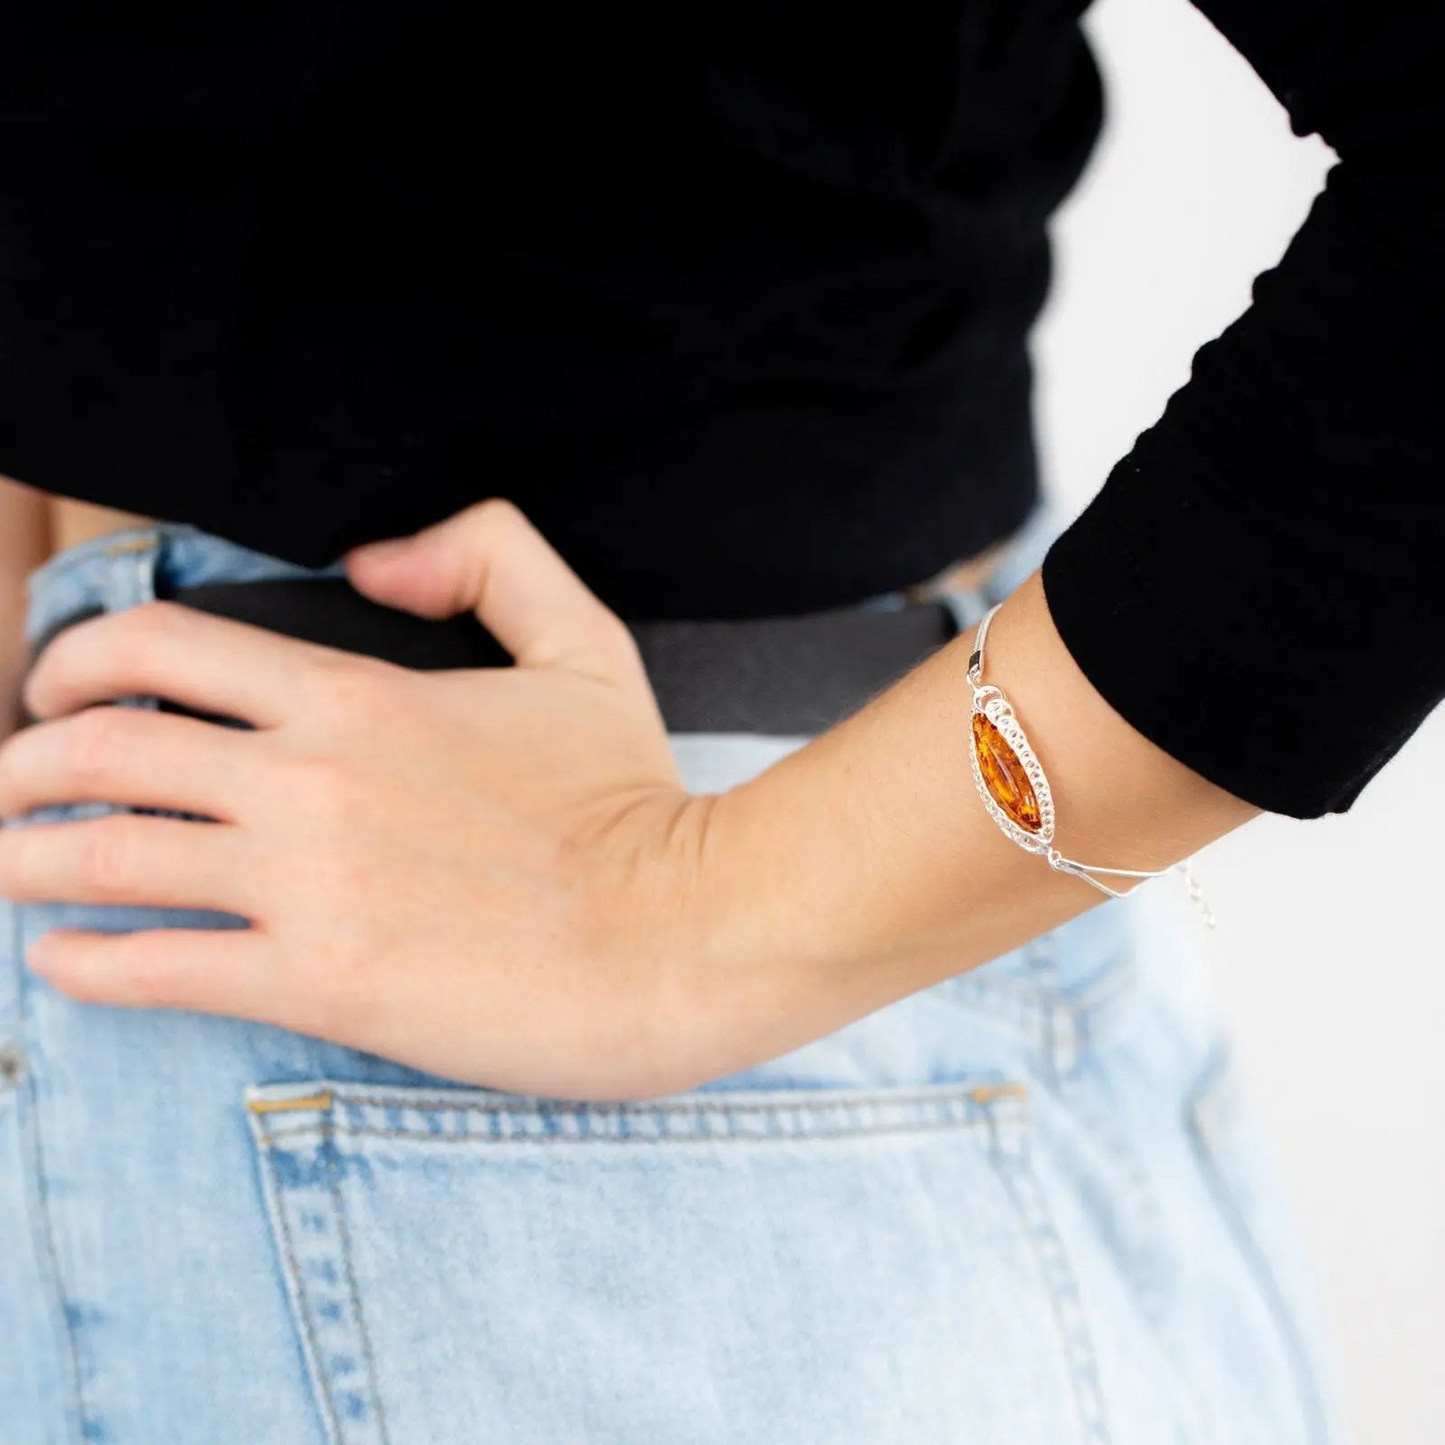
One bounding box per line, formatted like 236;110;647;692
0;813;258;914
345;498;645;681
23;600;329;727
0;705;259;822
27;924;286;1022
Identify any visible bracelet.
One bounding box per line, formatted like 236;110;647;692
966;602;1216;928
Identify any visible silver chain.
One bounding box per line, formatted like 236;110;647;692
1175;859;1218;930
970;602;1218;930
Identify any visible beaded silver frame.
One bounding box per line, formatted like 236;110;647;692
968;690;1056;853
966;602;1216;925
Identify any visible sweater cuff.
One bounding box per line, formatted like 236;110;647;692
1037;454;1423;820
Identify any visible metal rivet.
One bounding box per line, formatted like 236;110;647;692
0;1044;24;1088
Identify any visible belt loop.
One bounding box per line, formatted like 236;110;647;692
99;527;166;720
101;527;165;615
1027;932;1083;1086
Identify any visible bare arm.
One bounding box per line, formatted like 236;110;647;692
687;567;1261;1065
0;503;1261;1097
0;476;52;739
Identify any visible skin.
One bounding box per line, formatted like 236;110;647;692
0;478;51;736
0;485;1259;1100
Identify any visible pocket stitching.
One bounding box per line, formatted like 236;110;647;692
254;1113;1014;1149
248;1078;1066;1443
255;1133;350;1445
323;1120;392;1445
249;1081;1025;1116
990;1134;1112;1445
246;1078;1031;1151
251;1112;394;1445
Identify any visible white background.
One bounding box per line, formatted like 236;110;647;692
1031;3;1444;1441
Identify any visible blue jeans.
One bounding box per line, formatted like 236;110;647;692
0;506;1343;1444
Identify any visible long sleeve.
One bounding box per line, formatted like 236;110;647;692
1038;0;1445;819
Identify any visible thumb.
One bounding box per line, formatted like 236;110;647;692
345;499;642;677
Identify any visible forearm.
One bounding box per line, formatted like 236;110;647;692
0;476;52;737
0;494;1259;1101
697;567;1259;1067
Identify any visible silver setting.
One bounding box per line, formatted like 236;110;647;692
967;602;1216;927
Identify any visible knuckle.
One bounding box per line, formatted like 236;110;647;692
575;612;646;687
73;817;138;894
597;611;642;665
309;651;402;715
471;496;524;533
63;708;132;787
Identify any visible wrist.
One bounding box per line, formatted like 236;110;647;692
662;568;1261;1088
680;570;1258;1079
678;663;989;1081
632;775;856;1092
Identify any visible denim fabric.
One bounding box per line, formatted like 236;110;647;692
0;510;1344;1444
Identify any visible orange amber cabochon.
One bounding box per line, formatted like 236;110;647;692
972;711;1043;833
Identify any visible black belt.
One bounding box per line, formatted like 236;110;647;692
25;578;963;736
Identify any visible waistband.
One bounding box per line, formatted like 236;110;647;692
22;500;1064;730
26;497;1064;643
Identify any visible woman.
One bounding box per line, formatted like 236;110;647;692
1;3;1439;1441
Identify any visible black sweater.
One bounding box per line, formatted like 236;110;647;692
2;1;1441;819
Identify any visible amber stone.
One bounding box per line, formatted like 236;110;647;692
972;712;1042;832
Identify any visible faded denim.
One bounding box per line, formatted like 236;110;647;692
0;509;1344;1444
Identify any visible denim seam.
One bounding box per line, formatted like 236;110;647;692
916;977;1136;1049
930;951;1142;1053
1049;1060;1169;1327
987;1121;1111;1445
1067;960;1142;1040
1044;996;1081;1082
250;1082;1023;1117
324;1120;391;1445
20;1111;87;1445
253;1114;1012;1148
254;1128;347;1445
930;977;1050;1037
1037;933;1181;1349
1055;1076;1215;1441
13;903;88;1445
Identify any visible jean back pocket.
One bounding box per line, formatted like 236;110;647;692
246;1077;1108;1445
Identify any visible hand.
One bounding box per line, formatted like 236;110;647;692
0;501;732;1100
